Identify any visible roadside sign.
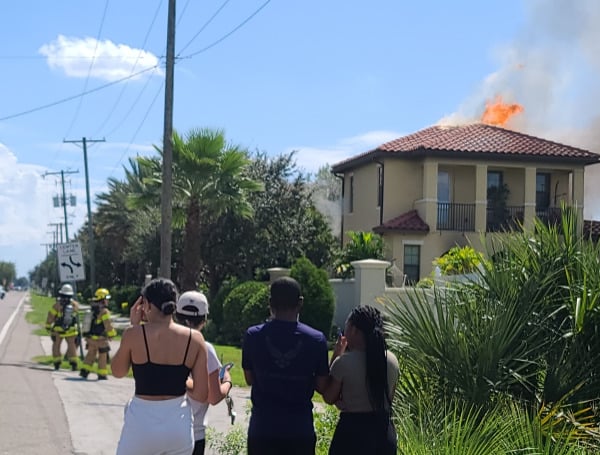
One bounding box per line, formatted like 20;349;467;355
57;242;86;282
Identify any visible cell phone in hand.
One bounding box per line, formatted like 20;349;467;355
219;362;234;381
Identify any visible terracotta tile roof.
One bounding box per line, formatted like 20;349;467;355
332;123;600;172
583;219;600;241
373;210;430;234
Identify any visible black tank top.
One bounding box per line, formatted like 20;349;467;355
132;325;192;396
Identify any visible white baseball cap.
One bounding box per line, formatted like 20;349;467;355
176;291;209;316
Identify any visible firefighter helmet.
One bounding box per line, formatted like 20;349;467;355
93;288;111;301
58;283;74;297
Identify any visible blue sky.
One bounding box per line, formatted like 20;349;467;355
1;0;600;277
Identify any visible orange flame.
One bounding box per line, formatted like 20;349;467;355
481;95;524;126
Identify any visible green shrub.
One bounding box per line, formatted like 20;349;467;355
291;257;334;337
315;406;338;454
334;231;385;278
109;285;140;315
207;425;247;455
240;285;270;330
222;281;268;346
211;278;240;332
433;245;485;275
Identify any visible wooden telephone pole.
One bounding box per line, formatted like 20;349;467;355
64;137;105;291
160;0;176;279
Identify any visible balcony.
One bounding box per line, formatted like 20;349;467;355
486;205;524;232
437;202;475;231
437;203;567;233
536;207;562;227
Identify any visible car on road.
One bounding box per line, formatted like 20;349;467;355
0;285;5;299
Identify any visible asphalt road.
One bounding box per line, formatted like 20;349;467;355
0;292;251;455
0;291;73;454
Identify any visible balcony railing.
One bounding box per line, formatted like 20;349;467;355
437;202;475;231
436;203;567;233
486;205;524;232
536;207;562;227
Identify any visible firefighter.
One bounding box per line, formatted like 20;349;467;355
79;288;116;380
45;283;80;371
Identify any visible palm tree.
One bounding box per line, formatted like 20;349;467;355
94;157;161;285
133;128;263;291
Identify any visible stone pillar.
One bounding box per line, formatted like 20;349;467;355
351;259;390;307
475;164;488;232
572;168;584;232
523;167;537;231
421;160;438;231
267;268;290;283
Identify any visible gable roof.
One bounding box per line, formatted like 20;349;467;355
332;123;600;172
373;210;430;234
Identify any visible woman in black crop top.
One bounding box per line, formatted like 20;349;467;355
112;278;209;455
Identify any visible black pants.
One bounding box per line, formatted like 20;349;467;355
247;434;316;455
329;411;397;455
192;438;205;455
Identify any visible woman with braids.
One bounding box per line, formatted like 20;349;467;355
112;278;209;455
320;305;399;455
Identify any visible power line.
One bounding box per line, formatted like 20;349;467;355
0;0;272;127
108;79;165;179
64;0;111;139
177;0;192;26
176;0;232;57
64;137;106;290
101;72;156;139
0;65;160;122
180;0;272;60
94;0;164;137
0;55;144;60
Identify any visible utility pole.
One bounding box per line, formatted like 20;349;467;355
41;243;54;256
44;170;78;242
160;0;176;279
64;137;105;290
48;223;60;248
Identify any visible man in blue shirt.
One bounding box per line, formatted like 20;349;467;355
242;276;330;455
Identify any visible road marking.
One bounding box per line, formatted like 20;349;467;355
0;295;27;347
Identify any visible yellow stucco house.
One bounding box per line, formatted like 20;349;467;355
331;123;600;283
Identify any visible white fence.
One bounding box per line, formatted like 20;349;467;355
270;260;479;329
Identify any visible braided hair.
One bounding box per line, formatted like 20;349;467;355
348;305;390;411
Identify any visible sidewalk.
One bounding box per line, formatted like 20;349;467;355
40;336;250;455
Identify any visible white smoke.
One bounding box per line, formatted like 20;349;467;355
439;0;600;219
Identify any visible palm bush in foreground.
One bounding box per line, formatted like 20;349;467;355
384;207;600;451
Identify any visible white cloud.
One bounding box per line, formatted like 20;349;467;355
0;144;55;245
0;143;96;275
290;130;403;173
39;35;163;82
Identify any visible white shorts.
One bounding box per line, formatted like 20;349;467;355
116;395;194;455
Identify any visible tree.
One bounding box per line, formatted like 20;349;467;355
199;152;336;297
0;261;16;287
291;257;335;337
89;158;161;287
132;128;263;291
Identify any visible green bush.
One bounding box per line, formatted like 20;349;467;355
222;281;268;346
109;285;140;315
240;285;270;330
334;230;385;278
211;278;240;332
205;406;339;455
433;245;485;275
207;425;247;455
291;257;335;337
